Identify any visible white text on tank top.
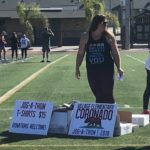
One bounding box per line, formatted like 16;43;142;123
89;43;105;64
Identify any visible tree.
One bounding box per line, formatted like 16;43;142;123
81;0;119;28
81;0;104;21
16;2;49;44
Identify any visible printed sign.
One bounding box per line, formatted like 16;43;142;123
68;102;117;138
9;100;53;135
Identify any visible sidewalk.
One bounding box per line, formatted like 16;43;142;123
31;46;149;52
6;45;149;52
30;46;78;52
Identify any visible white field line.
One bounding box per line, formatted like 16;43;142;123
0;55;69;104
125;54;145;64
0;144;149;147
118;107;142;109
0;106;143;111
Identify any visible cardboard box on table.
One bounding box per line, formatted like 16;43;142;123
48;106;149;136
48;108;72;134
119;123;133;135
132;114;149;127
113;111;150;136
48;101;78;135
114;111;133;136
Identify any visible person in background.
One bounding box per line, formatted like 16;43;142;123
41;27;54;62
20;34;30;62
142;51;150;115
75;14;124;104
0;31;7;60
10;32;19;61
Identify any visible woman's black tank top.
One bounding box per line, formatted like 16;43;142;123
85;34;114;69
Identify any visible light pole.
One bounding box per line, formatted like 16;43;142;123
120;0;131;50
109;0;112;10
130;0;133;48
125;0;130;49
120;0;125;49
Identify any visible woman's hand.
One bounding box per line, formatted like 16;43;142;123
118;68;124;79
75;67;81;79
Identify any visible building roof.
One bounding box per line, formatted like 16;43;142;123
0;0;85;18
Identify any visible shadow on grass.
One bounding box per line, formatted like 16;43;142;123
0;60;12;64
115;146;150;150
0;131;48;144
0;130;99;144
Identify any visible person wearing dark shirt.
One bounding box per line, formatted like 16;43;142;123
142;51;150;115
75;15;124;103
41;27;54;62
0;31;7;60
10;32;19;60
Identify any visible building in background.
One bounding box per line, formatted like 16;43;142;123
0;0;87;46
0;0;150;46
109;0;150;46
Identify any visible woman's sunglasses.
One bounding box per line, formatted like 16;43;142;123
102;21;108;26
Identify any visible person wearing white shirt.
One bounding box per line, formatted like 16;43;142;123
20;34;30;61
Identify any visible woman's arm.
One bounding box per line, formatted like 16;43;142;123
2;36;7;44
48;29;54;36
75;33;87;79
110;35;124;77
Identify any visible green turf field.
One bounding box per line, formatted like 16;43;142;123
0;50;150;150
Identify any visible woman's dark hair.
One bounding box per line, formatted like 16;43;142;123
88;14;112;39
89;15;106;33
12;32;17;38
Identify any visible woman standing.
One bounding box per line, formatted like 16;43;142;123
75;15;124;104
20;34;30;61
0;31;7;60
10;32;19;60
142;52;150;115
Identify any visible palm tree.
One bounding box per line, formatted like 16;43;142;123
16;2;49;44
81;0;119;28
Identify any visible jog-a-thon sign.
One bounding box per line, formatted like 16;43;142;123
69;102;117;138
9;100;53;135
